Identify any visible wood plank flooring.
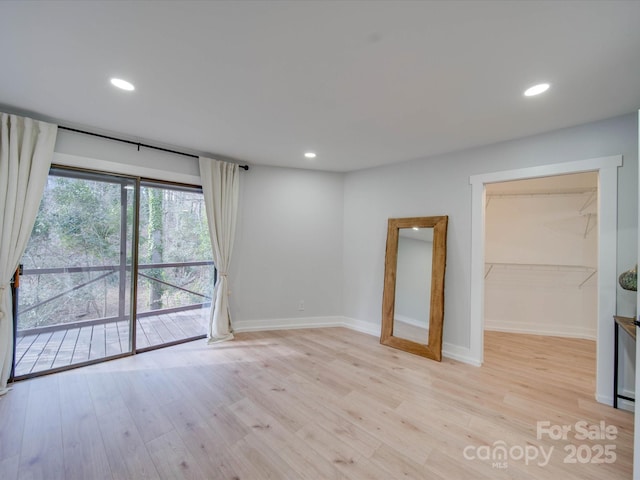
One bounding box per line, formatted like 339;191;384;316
14;310;207;376
0;328;634;479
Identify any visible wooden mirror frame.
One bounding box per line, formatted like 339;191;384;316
380;216;448;361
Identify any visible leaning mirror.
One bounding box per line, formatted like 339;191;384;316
380;216;448;361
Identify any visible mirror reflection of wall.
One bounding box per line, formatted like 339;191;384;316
393;227;433;344
381;215;447;361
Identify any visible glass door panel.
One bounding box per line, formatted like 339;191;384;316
15;168;136;377
136;182;212;350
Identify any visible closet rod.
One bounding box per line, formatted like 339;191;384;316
58;126;249;170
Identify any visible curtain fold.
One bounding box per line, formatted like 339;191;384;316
199;157;239;344
0;113;57;394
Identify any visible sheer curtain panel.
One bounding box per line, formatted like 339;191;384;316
0;113;57;394
199;157;239;343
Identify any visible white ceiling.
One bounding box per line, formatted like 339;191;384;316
1;1;639;172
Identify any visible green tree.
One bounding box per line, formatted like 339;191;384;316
148;187;164;310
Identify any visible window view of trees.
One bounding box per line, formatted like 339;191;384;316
19;173;133;330
18;171;214;333
137;183;214;314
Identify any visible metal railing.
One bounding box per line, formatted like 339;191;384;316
17;261;214;336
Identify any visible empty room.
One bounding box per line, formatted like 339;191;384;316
1;1;639;479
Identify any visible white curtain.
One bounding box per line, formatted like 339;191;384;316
0;114;57;394
199;157;239;343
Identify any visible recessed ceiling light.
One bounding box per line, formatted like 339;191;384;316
110;78;135;91
524;83;550;97
304;152;317;159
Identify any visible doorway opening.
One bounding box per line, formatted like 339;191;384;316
469;155;622;405
483;172;598;404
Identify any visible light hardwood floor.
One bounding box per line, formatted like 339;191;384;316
0;328;634;479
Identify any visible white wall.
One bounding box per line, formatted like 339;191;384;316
230;165;344;323
46;114;640;376
343;113;638;363
54;129;202;184
484;192;598;339
16;108;637;402
53;129;345;328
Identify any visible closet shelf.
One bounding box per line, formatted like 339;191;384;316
486;188;596;199
485;189;598;220
484;262;597;288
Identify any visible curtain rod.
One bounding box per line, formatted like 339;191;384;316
58;126;249;170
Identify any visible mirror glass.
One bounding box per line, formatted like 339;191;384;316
380;216;448;361
392;227;433;343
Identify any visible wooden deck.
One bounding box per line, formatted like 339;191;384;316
14;309;208;377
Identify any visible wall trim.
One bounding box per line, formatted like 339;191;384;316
596;393;614;405
619;388;636;413
233;316;346;333
233;316;380;336
485;321;596;341
342;317;380;336
233;316;478;365
596;390;635;413
394;314;428;329
441;342;481;366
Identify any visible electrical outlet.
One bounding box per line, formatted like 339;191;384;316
298;300;305;311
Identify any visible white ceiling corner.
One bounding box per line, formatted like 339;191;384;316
1;0;639;172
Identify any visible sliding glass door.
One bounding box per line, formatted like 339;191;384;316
136;181;213;350
14;168;136;377
12;168;212;379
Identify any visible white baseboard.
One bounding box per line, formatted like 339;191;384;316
442;342;481;366
618;388;636;413
341;317;380;336
485;320;596;341
233;316;479;366
233;316;345;333
596;392;613;406
595;390;635;412
233;315;380;337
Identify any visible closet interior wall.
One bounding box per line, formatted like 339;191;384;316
484;173;598;340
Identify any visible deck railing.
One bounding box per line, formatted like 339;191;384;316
16;261;215;336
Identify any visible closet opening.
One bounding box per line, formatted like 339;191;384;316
483;172;599;403
470;155;621;406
